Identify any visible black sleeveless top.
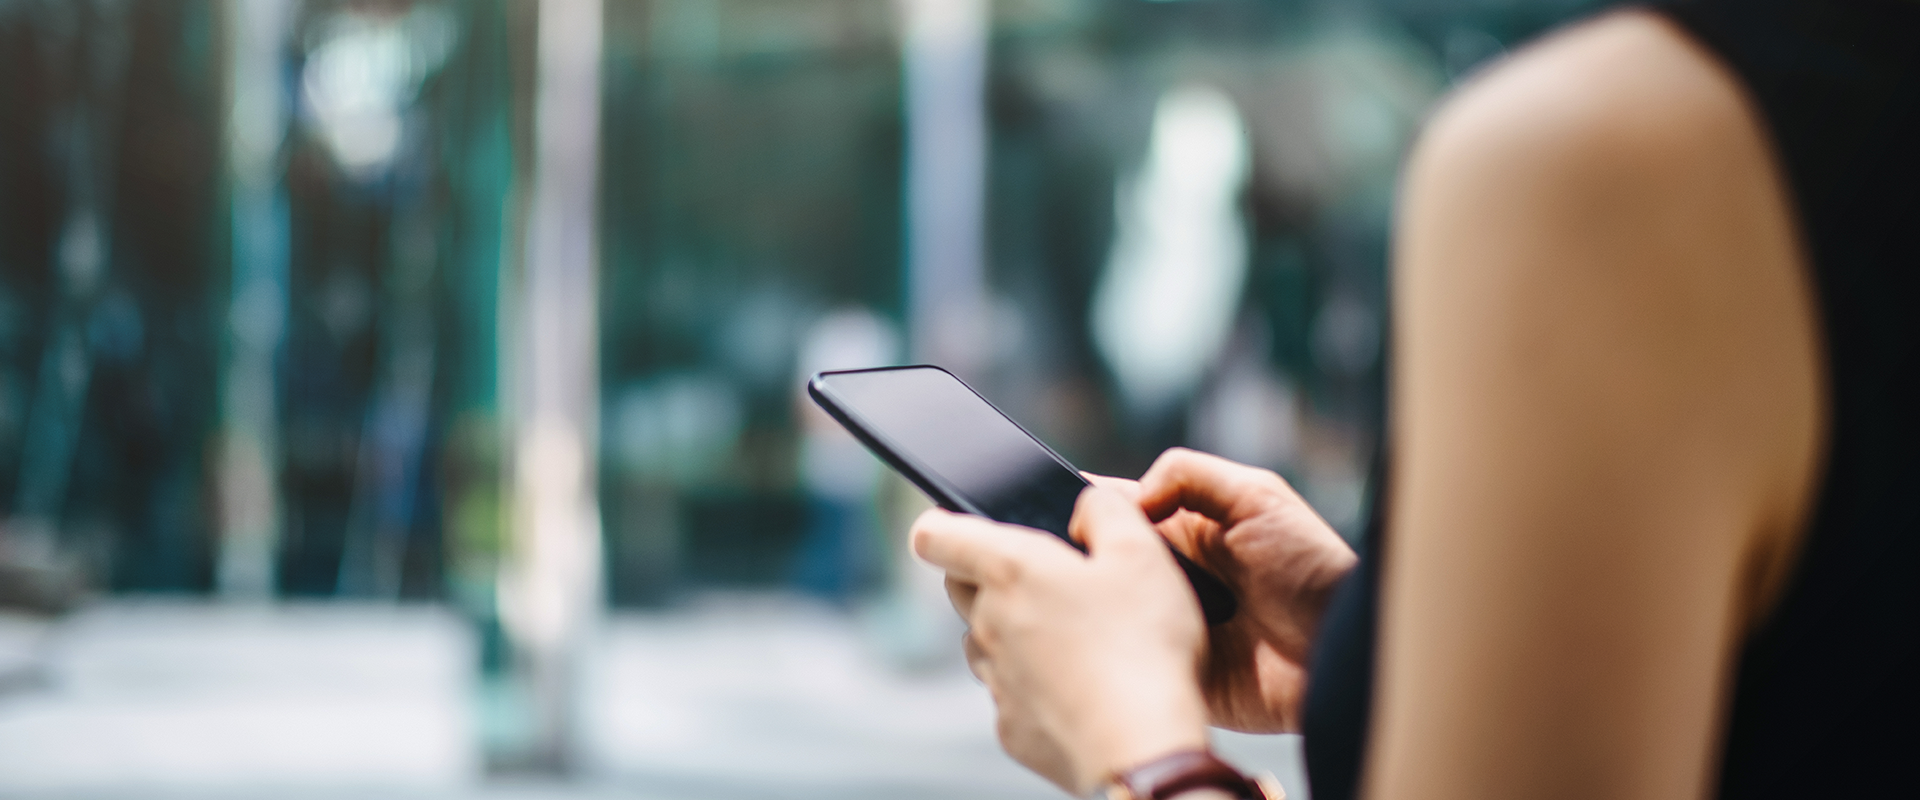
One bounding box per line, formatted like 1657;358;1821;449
1300;2;1920;797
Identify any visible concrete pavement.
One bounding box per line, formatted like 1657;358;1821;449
0;597;1307;799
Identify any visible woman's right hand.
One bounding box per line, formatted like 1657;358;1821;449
1125;448;1358;733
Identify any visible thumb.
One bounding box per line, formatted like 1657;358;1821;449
1081;471;1142;502
1069;486;1164;558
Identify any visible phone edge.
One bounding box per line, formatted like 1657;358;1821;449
808;366;1238;625
812;365;1092;490
807;371;985;517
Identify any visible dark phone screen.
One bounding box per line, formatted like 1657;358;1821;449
817;367;1089;545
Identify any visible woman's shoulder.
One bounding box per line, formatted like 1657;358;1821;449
1409;8;1759;205
1394;6;1807;343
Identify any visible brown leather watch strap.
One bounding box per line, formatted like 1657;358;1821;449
1105;749;1273;800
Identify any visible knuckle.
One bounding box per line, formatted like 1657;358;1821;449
1158;447;1201;471
979;552;1024;587
968;619;1000;652
1145;447;1187;473
1250;469;1302;509
992;704;1032;746
963;633;992;674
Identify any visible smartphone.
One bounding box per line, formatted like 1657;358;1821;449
807;364;1238;625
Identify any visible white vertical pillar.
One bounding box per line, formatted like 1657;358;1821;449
500;0;604;772
216;0;294;600
900;0;989;375
885;0;991;668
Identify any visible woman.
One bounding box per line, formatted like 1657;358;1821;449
912;1;1918;798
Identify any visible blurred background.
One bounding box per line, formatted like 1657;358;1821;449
0;0;1603;797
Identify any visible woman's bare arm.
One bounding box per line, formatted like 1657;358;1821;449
1372;11;1823;800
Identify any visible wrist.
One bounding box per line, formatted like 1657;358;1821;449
1073;688;1210;793
1081;728;1210;794
1093;748;1280;800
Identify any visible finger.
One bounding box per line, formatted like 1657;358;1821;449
1136;447;1296;524
1082;472;1141;502
1155;507;1221;556
962;630;992;684
945;575;979;620
911;508;1074;585
1068;486;1166;559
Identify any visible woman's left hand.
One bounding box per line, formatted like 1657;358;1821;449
910;487;1212;794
